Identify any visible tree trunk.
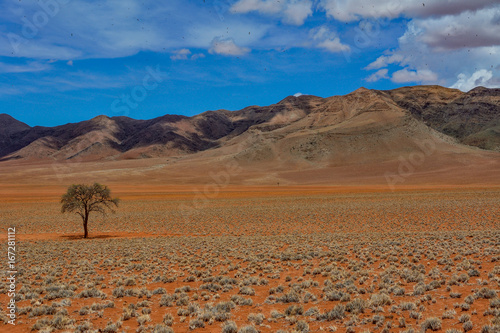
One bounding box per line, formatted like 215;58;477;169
83;214;89;238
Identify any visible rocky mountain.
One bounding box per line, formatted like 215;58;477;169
0;113;31;157
383;86;500;150
1;85;499;164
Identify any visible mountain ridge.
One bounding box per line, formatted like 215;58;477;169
1;85;499;164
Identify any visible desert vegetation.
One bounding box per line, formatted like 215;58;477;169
61;183;119;238
0;187;499;332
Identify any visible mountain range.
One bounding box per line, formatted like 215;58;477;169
1;85;499;185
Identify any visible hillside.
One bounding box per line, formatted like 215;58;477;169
0;85;499;186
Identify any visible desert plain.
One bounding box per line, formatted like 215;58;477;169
1;166;499;333
1;86;500;332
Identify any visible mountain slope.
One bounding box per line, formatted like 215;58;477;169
384;85;500;150
0;114;31;158
1;85;499;164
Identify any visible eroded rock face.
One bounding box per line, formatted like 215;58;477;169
1;85;499;163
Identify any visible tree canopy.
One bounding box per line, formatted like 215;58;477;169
61;183;119;238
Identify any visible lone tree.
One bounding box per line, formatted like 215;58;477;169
61;183;119;238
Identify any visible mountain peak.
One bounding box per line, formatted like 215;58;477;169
0;113;17;121
277;95;299;104
0;113;30;128
87;115;117;128
0;85;498;162
352;87;370;93
0;114;31;138
90;115;111;122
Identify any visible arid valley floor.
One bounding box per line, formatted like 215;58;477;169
1;183;499;333
1;86;499;332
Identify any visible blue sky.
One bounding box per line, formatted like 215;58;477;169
1;0;499;126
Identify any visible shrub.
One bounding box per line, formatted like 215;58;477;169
421;317;442;331
400;302;417;311
296;320;309;333
346;298;368;314
247;313;264;325
285;305;303;316
189;318;205;330
459;314;470;323
463;321;473;332
222;321;238;333
137;314;151;326
163;313;174;326
74;321;93;332
153;324;174;333
277;291;300;303
317;305;345;321
239;286;255;296
238;326;258;333
153;287;167;295
442;310;456;319
304;307;319;316
476;288;497;299
370;293;392;307
78;288;106;298
102;322;119;333
489;298;500;308
231;295;253;306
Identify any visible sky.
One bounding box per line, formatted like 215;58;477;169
0;0;499;126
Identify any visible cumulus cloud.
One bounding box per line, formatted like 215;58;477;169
364;5;500;90
365;68;389;82
209;37;250;56
170;49;205;61
170;49;192;60
391;68;438;83
415;8;500;51
230;0;313;25
450;69;499;91
318;0;497;22
318;38;351;53
312;26;350;53
282;1;314;25
365;54;404;70
190;53;206;60
230;0;282;14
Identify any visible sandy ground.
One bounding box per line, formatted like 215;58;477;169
0;184;499;332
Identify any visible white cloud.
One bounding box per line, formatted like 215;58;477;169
0;70;132;97
312;26;350;53
190;53;205;60
0;0;268;60
415;8;500;51
293;92;303;97
283;1;314;25
0;61;51;74
230;0;282;14
209;37;250;56
318;0;497;22
230;0;313;25
365;54;404;70
391;68;438;83
365;68;389;82
170;49;191;60
317;38;350;53
450;69;498;91
364;5;500;90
